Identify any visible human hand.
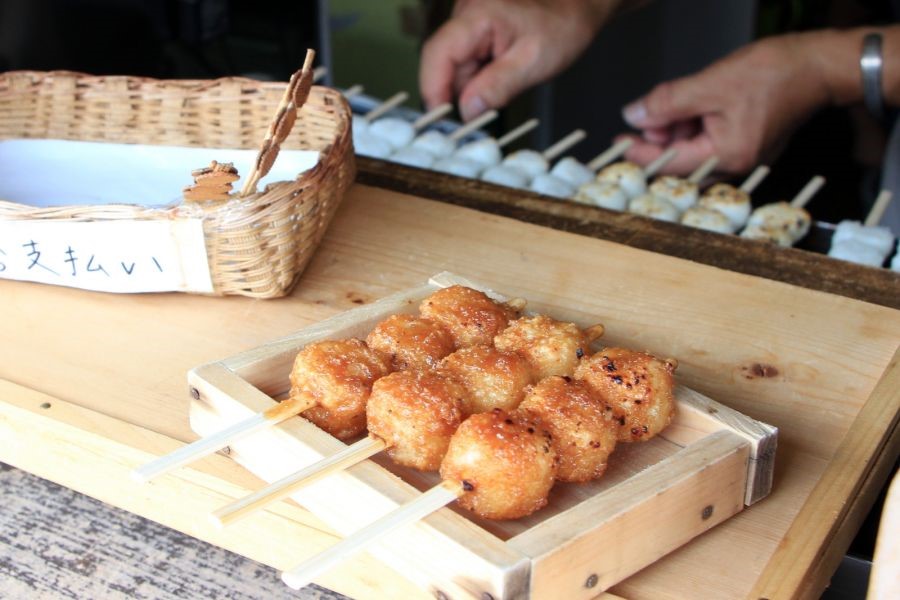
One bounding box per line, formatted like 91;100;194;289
420;0;615;121
618;33;833;176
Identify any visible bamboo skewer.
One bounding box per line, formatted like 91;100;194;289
687;156;719;184
281;480;463;590
342;84;364;98
496;118;540;148
739;165;770;194
542;129;587;161
364;91;410;123
412;103;453;131
240;50;316;197
449;109;499;141
790;175;826;209
586;139;634;172
131;393;315;484
864;190;893;226
211;435;387;527
642;148;678;177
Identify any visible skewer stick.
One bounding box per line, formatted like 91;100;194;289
864;190;893;226
790;175;826;209
131;394;314;484
586;139;634;172
312;66;328;83
687;156;719;184
448;109;499;141
642;148;677;177
211;435;387;527
739;165;770;194
364;91;409;122
342;84;364;98
281;480;463;590
542;129;587;161
412;103;453;131
497;118;540;148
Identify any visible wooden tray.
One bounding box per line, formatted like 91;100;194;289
187;272;777;599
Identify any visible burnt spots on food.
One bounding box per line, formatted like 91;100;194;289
492;408;502;414
603;360;616;372
631;427;641;436
527;427;535;434
634;399;642;404
612;375;623;385
563;375;572;383
576;347;584;359
742;363;780;379
345;291;367;305
618;416;626;426
462;479;475;492
589;440;602;448
504;418;513;425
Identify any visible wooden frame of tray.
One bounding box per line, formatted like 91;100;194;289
187;272;778;599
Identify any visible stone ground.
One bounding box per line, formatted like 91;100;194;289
0;462;349;599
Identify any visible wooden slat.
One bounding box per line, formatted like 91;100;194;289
356;158;900;310
0;378;430;600
750;346;900;599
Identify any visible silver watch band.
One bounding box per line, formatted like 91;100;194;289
861;32;885;120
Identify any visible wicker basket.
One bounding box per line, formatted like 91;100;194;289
0;69;355;298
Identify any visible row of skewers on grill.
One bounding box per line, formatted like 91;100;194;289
133;285;679;589
344;87;899;269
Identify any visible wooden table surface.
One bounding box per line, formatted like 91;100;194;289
1;176;898;600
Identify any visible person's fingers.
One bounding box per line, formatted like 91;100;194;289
622;73;717;130
642;127;671;145
419;18;492;109
458;38;541;121
623;135;716;176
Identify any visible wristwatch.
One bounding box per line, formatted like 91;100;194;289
860;32;885;120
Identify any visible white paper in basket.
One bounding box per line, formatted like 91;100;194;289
0;140;320;293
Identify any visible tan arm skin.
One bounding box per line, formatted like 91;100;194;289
419;0;643;120
619;25;900;175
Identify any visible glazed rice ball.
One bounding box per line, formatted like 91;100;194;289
649;176;699;212
366;314;455;371
481;164;529;189
440;345;533;413
440;409;557;520
746;202;812;243
550;157;594;187
516;376;618;482
454;138;503;167
420;285;523;349
596;161;647;198
530;173;576;199
369;117;416;150
628;194;680;222
390;146;435;169
432;156;483;178
354;131;393;159
290;339;391;439
681;206;735;234
575;347;677;443
739;223;795;247
366;370;469;471
574;181;629;210
699;183;752;230
502;149;549;179
411;130;457;158
494;315;603;380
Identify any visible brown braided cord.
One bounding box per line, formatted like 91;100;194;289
0;69;355;298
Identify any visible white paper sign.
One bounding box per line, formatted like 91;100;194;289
0;219;214;293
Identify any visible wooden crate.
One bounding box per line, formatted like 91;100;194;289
188;272;778;599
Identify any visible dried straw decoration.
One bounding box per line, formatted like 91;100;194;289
0;54;354;298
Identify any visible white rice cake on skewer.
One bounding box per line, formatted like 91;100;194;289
573;181;629;210
628;194;680;222
698;166;770;230
453;118;539;169
504;129;586;181
740;176;824;246
828;190;895;266
410;110;500;159
681;206;735;233
551;139;635;188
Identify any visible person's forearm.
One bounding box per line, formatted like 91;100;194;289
807;25;900;108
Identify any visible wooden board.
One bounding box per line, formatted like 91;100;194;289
0;184;898;600
186;273;776;598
